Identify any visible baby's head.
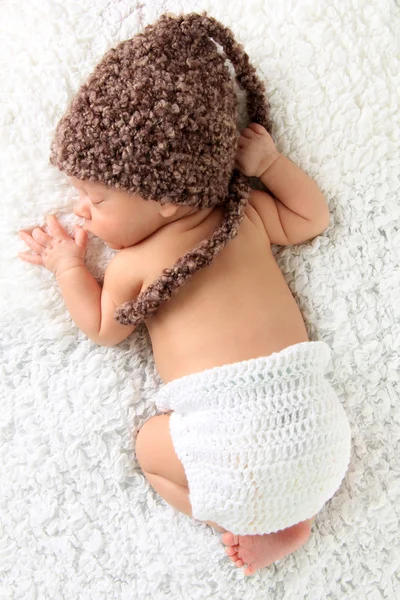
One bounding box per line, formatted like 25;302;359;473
50;11;271;326
69;175;197;250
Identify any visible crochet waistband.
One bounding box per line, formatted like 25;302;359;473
155;340;332;414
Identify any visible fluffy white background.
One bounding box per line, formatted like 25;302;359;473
1;0;399;598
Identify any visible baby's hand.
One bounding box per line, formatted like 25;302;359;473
235;123;280;178
18;215;87;277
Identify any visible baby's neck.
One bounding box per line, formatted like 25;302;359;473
171;206;218;232
130;205;222;251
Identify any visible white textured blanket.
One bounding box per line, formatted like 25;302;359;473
1;0;399;598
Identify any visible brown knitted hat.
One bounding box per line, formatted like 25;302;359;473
50;11;271;326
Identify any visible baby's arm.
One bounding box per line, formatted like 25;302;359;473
18;215;139;346
256;153;330;245
56;251;140;346
236;124;330;245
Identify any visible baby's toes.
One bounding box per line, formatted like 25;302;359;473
243;564;257;577
225;546;239;560
225;547;245;568
221;532;239;546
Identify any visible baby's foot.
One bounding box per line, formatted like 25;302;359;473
221;521;311;576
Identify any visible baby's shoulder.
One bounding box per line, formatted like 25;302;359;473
114;234;176;291
100;246;145;308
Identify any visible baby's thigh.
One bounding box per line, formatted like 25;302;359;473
135;412;189;487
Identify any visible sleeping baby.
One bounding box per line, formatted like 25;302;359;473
18;12;351;576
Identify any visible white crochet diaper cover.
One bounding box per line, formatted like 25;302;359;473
154;341;352;535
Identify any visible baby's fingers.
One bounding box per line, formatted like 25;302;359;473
18;229;48;255
46;214;70;240
240;129;257;140
236;136;254;150
240;124;266;138
18;251;44;266
74;225;88;249
248;123;267;135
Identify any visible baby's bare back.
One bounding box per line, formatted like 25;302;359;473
141;195;309;383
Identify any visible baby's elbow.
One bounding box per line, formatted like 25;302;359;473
316;206;331;235
88;334;116;348
90;328;136;347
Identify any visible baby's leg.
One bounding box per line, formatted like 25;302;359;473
136;414;225;530
135;413;314;575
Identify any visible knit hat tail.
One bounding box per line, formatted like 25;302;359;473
115;12;271;326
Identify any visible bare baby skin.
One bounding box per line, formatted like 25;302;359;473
18;124;329;575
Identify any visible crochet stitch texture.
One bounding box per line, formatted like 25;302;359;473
155;341;352;534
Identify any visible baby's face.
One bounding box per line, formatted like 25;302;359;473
70;176;168;250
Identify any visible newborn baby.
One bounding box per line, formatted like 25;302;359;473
18;12;351;576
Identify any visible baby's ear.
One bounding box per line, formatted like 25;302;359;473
158;202;179;218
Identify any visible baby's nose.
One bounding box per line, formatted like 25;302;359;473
73;199;90;219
